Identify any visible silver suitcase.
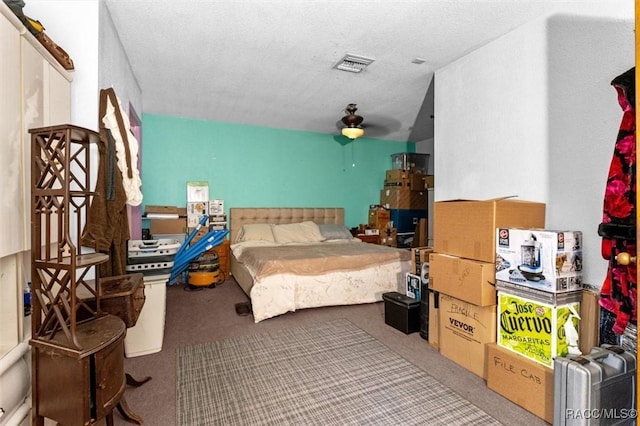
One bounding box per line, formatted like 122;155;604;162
554;344;636;426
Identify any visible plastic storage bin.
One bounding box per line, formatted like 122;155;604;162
391;152;430;174
127;239;181;264
124;274;168;357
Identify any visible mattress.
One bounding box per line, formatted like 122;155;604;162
231;240;410;322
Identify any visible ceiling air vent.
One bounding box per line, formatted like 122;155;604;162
334;54;375;73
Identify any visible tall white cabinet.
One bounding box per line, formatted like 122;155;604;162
0;3;71;424
0;5;23;259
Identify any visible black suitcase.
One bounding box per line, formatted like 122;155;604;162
554;344;636;426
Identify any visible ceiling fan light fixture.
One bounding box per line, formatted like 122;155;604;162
341;103;365;140
342;127;365;140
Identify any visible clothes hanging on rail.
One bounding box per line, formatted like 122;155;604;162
598;67;636;343
81;88;140;277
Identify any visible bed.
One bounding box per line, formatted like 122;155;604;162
229;207;411;322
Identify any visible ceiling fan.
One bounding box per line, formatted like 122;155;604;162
336;104;401;142
340;104;365;140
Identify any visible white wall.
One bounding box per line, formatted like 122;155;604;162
434;11;634;287
99;1;143;116
26;0;100;130
25;0;142;130
414;137;434;175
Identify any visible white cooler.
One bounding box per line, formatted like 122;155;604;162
124;274;168;357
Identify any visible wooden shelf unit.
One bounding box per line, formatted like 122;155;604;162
29;124;127;426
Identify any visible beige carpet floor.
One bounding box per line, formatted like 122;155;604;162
116;278;549;425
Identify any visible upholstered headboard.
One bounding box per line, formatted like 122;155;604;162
229;208;345;243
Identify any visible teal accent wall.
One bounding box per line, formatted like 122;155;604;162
141;114;414;227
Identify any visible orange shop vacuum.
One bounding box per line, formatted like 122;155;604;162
187;250;221;289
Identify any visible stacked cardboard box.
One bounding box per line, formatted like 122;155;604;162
430;198;546;379
146;205;187;237
429;198;565;423
485;343;554;423
379;169;428;247
185;181;228;237
495;228;584;368
366;206;395;246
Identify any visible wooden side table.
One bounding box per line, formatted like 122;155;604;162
355;234;380;244
31;315;126;426
207;239;230;280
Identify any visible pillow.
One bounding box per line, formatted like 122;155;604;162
271;221;325;244
318;223;353;240
236;223;275;243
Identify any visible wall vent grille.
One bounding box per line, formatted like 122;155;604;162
334;54;375;73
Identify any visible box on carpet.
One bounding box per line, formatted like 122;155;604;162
438;293;496;378
382;292;420;334
485;343;554;423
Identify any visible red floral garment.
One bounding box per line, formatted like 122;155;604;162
599;67;636;335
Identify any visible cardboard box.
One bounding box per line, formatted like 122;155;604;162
146;205;183;215
495;280;582;306
428;291;440;349
412;218;428;247
497;291;581;368
209;199;224;215
379;228;397;247
496;228;583;293
423;175;435;189
579;287;600;355
368;208;390;229
147;206;187;236
486;343;554;423
433;198;545;263
187;226;210;244
429;253;496;306
186;181;209;202
384;170;425;191
438;294;496;378
150;219;186;236
187;201;209;228
380;188;427;210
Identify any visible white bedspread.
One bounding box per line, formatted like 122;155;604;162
232;240;411;322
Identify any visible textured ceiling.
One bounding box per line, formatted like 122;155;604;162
103;0;628;142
